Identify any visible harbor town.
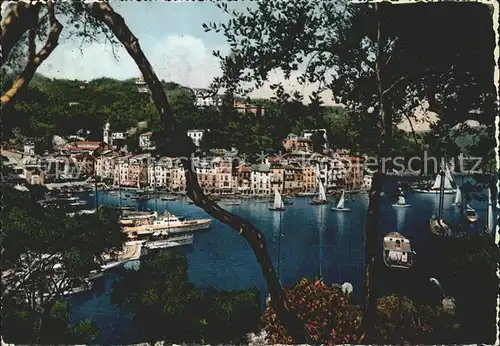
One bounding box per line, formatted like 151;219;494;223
1;1;498;345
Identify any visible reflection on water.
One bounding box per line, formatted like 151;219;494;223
71;179;496;344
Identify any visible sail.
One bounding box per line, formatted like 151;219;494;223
444;163;455;186
137;180;140;189
397;195;406;205
337;191;345;209
488;188;494;231
443;174;453;190
274;188;284;209
431;173;442;190
318;181;327;201
454;188;461;205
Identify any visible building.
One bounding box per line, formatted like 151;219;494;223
302;129;329;149
95;151;118;181
23;159;45;185
269;164;284;193
187;129;207;147
282;133;313;153
23;143;35;156
212;157;233;193
344;156;364;190
301;164;316;193
139;132;154;150
237;164;252;194
233;98;265;116
193;88;222;108
135;77;149;94
170;167;186;192
148;157;174;188
196;158;217;194
250;163;271;195
283;164;303;194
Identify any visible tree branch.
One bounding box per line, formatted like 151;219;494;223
0;1;41;67
87;2;175;134
89;2;311;342
1;0;62;111
28;28;37;62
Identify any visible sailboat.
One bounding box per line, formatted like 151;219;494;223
392;188;410;207
486;187;494;233
463;204;478;223
429;169;452;236
414;162;456;194
330;190;351;212
310;165;328;205
453;186;462;206
269;188;285;211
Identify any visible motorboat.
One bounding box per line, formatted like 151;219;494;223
463;204;478;223
330;191;351;212
269;188;285;211
123;211;211;235
224;199;242;206
143;233;194;250
382;232;414;269
161;195;177;201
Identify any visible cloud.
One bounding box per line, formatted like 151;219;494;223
38;32;343;108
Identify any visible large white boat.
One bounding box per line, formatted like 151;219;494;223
123;211;211;235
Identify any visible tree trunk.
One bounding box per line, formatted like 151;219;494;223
89;2;311;343
361;2;392;342
0;2;41;67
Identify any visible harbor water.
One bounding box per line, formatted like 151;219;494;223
68;177;497;344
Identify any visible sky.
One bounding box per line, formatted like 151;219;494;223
35;1;335;104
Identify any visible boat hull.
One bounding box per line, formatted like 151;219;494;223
429;218;451;236
144;235;194;249
392;204;411;208
330;208;351;212
413;188;456;194
309;200;329;205
269;207;285;211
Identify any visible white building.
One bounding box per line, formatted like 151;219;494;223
139;132;154;150
250;164;271;195
193;89;222;108
187;129;208;147
148;157;174;188
23;143;35;156
95;154;116;181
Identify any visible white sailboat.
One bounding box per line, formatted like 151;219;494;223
310;166;328;205
487;187;494;233
330;191;351;212
392;193;410;207
414;162;456;194
453;187;462;206
269;188;285;211
429;169;452;236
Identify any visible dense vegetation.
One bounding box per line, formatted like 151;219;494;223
111;249;261;344
1;185;126;343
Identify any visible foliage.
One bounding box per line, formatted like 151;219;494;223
262;279;362;344
427;234;499;343
1;185;125;342
373;295;454;344
262;279;455;345
1;298;99;344
112;249;261;344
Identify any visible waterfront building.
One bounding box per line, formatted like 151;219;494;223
148;157;174;188
237;164;252;194
283;163;303;194
95;151;118;181
250;163;271;195
270;164;284;192
195;158;217;194
301;164;317;193
170;167;186;192
344;156;364;190
212;157;233;194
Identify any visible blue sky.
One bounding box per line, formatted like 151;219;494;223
35;1;335;102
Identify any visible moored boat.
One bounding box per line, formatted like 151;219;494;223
269;188;285;211
463;204;478;223
382;232;414;269
330;191;351;212
122;211;211;235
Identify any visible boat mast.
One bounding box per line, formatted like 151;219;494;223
438;168;445;219
154;156;158;212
